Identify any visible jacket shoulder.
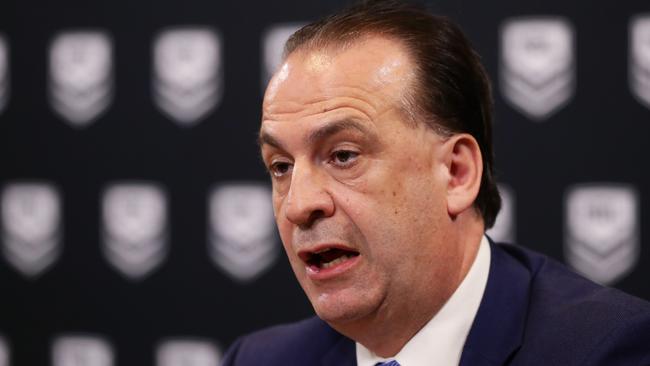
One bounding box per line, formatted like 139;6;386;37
221;316;345;365
499;243;650;365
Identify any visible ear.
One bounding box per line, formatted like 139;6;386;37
441;134;483;218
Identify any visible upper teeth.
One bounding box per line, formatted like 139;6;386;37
315;248;331;254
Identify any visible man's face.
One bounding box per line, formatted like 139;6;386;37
260;37;462;327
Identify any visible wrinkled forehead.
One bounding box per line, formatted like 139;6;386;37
262;36;416;116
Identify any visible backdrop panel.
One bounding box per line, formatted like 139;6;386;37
0;0;648;364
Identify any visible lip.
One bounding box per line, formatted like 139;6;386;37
298;244;361;281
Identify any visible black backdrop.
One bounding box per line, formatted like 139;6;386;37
1;0;649;364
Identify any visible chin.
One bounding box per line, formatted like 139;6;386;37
310;291;377;326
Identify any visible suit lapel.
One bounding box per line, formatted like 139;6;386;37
321;335;356;366
460;240;531;366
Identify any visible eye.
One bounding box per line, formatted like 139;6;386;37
269;160;293;178
330;150;359;167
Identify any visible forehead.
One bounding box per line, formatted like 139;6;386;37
262;36;415;125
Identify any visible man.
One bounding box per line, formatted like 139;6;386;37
222;1;650;365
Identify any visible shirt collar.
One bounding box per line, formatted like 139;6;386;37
356;235;491;366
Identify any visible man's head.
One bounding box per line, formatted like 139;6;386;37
259;0;499;355
285;0;500;227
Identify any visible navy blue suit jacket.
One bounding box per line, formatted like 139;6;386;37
222;242;650;365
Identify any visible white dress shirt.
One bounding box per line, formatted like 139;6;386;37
356;235;491;366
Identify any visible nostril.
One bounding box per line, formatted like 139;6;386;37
294;209;327;230
306;209;326;224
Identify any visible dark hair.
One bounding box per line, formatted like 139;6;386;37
284;0;501;228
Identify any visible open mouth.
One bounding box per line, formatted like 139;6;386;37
301;247;360;271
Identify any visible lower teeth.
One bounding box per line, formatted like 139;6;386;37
321;254;351;269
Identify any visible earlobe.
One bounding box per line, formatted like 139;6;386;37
445;134;483;217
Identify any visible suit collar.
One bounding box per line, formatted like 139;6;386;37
460;239;531;366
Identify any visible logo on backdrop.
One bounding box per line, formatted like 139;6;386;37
156;339;221;366
630;14;650;109
102;182;168;280
49;30;113;127
564;184;639;285
261;23;306;90
0;34;9;115
0;335;8;366
52;335;114;366
208;183;277;282
1;182;61;277
153;27;222;126
500;17;575;121
486;184;516;243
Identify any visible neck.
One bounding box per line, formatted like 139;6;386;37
331;216;485;357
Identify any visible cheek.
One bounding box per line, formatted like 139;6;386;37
362;171;445;259
272;197;297;260
272;194;287;231
276;219;293;254
334;184;408;264
277;223;306;277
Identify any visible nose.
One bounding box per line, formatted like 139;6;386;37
284;163;335;228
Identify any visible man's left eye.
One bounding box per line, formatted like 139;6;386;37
330;150;359;166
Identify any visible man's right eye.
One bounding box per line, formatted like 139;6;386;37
269;161;293;177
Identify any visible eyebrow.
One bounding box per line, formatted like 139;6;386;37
258;119;376;150
306;119;375;145
257;130;284;150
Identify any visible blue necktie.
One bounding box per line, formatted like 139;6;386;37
375;361;400;366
